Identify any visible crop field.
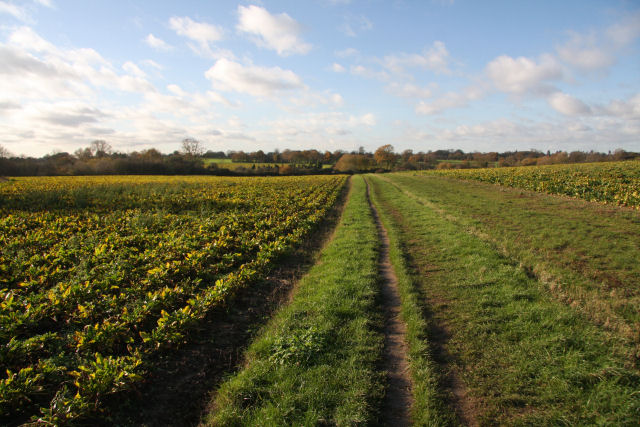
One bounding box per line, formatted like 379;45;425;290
0;175;346;424
424;160;640;208
2;164;639;426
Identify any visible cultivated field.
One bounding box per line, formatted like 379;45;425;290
2;161;639;425
0;175;346;424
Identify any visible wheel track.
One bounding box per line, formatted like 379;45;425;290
365;177;413;426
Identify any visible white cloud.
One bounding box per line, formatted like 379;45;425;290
331;93;344;106
340;14;373;37
266;112;375;143
556;32;614;72
41;107;106;127
145;33;172;51
420;115;639;154
601;93;640;119
416;92;467;114
606;12;640;47
382;41;450;75
548;92;592;116
353;112;376;126
288;90;344;109
34;0;53;7
205;58;304;97
237;5;311;56
414;84;486;115
169;16;225;58
332;62;346;73
556;13;640;73
0;1;29;21
122;61;146;78
8;25;56;52
141;59;162;70
486;54;562;95
1;27;156;99
169;16;223;44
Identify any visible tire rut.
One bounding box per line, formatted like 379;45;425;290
365;178;413;426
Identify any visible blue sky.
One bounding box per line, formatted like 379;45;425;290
1;0;639;157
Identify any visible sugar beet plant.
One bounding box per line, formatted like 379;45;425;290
0;175;346;424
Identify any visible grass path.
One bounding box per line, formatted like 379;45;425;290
203;176;385;425
368;174;639;425
365;178;413;426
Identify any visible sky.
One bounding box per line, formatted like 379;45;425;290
0;0;639;157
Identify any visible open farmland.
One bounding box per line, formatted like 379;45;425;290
2;164;640;426
0;175;346;424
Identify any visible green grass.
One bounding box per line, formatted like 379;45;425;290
365;176;457;426
204;176;385;426
384;173;640;347
368;174;640;425
204;158;233;164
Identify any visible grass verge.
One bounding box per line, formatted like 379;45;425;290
365;176;457;426
368;175;640;425
203;176;384;426
384;173;640;351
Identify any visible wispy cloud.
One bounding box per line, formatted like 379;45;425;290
169;16;227;58
382;41;451;75
144;33;172;51
340;14;373;37
0;1;30;21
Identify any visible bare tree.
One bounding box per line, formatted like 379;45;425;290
181;138;204;157
89;140;112;157
74;147;93;160
0;144;12;158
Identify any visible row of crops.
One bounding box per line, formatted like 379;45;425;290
423;160;640;209
0;175;346;424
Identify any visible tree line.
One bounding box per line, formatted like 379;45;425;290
0;139;637;176
333;145;639;172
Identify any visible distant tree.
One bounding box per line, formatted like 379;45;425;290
74;147;93;160
334;154;375;172
231;151;246;162
323;150;333;164
181;138;204;157
401;149;413;162
0;144;12;158
141;148;163;158
203;150;226;159
90;140;112;157
374;144;396;169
